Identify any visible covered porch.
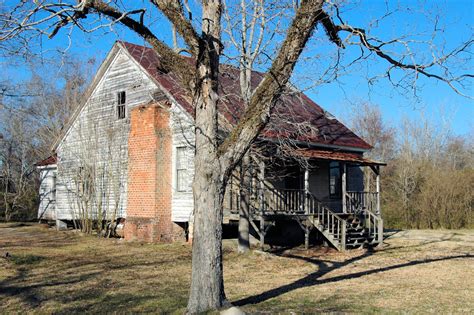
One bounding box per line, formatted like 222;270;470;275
223;149;385;251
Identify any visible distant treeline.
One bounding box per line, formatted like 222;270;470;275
351;103;473;229
1;58;91;222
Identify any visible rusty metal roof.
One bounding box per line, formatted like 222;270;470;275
295;149;386;165
120;41;372;151
36;155;57;167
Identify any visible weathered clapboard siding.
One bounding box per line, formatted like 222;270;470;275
53;44;197;223
170;102;195;222
37;166;57;220
55;47;159;221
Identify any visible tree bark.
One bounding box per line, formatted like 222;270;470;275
238;153;251;253
187;1;226;313
187;169;226;312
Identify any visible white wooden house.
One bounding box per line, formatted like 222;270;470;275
37;41;384;250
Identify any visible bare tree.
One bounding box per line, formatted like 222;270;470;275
1;0;472;312
349;102;395;191
62;119;125;236
383;112;473;229
0;57;90;222
0;115;37;221
350;103;395;162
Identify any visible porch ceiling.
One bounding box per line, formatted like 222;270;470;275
294;149;386;166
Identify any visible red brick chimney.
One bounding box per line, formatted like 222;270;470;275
124;103;174;242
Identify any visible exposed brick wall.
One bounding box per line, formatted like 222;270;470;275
124;103;183;242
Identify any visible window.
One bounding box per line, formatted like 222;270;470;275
329;162;341;198
51;173;57;202
117;91;126;119
176;147;188;192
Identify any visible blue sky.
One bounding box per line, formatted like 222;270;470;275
308;0;474;136
2;0;472;136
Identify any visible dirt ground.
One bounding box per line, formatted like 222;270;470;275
0;223;473;314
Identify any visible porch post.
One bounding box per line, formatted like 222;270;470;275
304;167;309;214
238;154;251;253
259;161;265;249
375;165;381;216
259;161;265;212
342;163;347;213
341;221;347;251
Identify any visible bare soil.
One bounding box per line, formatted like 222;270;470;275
0;223;472;314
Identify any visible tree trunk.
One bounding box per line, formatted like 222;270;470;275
187;164;226;312
187;2;225;313
187;91;227;311
238;153;251;253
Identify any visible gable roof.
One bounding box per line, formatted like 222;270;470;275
53;41;371;152
119;41;371;151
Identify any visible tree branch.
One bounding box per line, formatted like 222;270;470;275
320;8;473;98
83;0;197;89
217;0;327;175
149;0;201;54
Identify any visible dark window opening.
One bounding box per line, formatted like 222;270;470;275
117;91;126;119
329;162;341;198
51;173;57;202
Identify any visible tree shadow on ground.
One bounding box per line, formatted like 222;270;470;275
234;235;474;307
0;266;103;308
0;249;190;312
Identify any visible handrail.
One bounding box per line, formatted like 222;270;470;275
224;184;349;250
345;191;378;214
362;208;383;245
305;191;346;249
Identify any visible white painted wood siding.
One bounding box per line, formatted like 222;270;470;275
37;166;57;220
170;103;195;222
55;48;158;220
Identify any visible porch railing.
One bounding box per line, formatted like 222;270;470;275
261;188;306;214
345;191;378;214
362;208;384;245
306;193;346;249
225;185;347;249
223;185;382;250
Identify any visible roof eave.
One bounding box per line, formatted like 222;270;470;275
262;137;371;153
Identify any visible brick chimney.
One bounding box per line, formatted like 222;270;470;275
124;103;174;242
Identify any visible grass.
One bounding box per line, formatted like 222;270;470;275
9;254;45;266
0;223;473;314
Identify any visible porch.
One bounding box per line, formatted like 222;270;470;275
223;150;385;251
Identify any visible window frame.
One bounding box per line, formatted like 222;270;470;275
176;147;189;192
117;91;126;120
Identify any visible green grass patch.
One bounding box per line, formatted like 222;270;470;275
9;254;45;265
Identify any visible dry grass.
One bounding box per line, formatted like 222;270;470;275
0;223;473;314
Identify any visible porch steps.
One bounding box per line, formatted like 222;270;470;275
308;212;381;251
347;214;382;248
307;216;342;249
224;185;383;251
